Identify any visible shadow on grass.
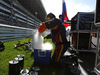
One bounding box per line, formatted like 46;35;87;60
14;46;27;51
30;52;34;57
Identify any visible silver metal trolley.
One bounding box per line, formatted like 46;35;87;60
94;0;100;74
71;12;98;53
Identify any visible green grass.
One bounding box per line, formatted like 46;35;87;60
0;38;55;75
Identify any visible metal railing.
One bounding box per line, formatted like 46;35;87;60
0;0;43;42
0;0;41;29
0;24;33;42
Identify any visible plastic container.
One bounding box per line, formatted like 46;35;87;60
34;49;51;64
20;69;29;75
15;57;24;71
17;54;25;59
9;60;20;75
29;71;38;75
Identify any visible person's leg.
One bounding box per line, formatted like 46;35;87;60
51;44;68;63
51;45;61;63
59;44;68;60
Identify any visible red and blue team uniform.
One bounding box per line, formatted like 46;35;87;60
38;18;69;63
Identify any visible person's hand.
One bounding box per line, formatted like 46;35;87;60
44;34;51;39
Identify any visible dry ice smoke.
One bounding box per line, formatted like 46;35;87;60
32;29;43;49
32;29;53;50
42;42;53;50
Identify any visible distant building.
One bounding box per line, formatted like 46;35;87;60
0;0;47;29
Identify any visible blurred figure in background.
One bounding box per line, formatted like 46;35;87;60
59;14;62;21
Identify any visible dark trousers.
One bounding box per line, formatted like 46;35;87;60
52;44;68;63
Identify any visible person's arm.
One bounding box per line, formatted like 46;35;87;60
38;22;47;33
44;34;51;39
38;18;58;33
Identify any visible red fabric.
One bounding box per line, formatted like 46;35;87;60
55;45;61;62
38;22;47;33
55;30;62;43
62;0;70;28
64;12;70;28
54;30;62;62
54;23;59;30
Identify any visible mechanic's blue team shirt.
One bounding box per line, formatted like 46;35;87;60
45;18;67;44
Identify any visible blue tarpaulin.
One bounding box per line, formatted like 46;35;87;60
71;12;97;31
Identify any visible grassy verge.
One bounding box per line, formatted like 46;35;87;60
0;37;55;75
0;38;33;75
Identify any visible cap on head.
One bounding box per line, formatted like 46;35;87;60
46;13;55;19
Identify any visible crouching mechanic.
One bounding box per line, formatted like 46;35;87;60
38;13;69;63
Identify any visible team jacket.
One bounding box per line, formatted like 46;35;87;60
38;18;67;44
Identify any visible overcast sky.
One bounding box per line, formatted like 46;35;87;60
41;0;96;20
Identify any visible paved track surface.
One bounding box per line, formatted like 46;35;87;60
78;52;96;75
